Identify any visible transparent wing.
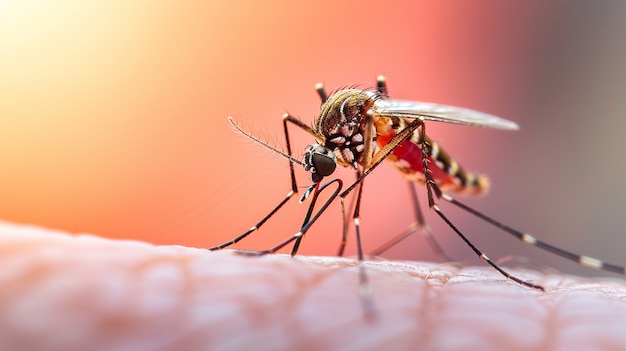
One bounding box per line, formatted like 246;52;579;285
373;98;519;130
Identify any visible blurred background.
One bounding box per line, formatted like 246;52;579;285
1;0;625;278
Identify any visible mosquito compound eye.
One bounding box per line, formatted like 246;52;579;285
303;144;337;177
311;151;336;176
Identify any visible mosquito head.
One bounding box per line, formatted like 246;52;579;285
302;144;337;182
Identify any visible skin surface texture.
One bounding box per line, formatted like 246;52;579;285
1;221;626;351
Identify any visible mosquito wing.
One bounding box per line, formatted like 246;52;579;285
373;98;519;130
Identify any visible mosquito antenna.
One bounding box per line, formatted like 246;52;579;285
228;116;304;167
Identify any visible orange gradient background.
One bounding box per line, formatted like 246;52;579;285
1;1;626;277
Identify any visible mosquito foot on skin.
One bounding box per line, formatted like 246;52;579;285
234;249;267;256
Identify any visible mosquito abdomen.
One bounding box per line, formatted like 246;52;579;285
375;117;488;195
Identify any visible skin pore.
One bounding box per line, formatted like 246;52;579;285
2;221;626;351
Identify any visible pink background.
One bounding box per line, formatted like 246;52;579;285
1;1;626;277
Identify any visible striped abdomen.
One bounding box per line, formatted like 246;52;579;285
374;117;488;195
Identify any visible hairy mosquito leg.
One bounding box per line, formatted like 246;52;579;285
441;193;626;275
237;178;343;256
419;120;443;209
370;182;453;262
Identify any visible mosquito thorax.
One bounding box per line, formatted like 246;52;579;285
302;144;337;182
314;89;377;167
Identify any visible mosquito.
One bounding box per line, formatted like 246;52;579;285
210;75;626;294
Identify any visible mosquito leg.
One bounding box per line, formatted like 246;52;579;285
369;224;419;257
431;202;545;291
334;116;425;257
376;75;389;96
316;83;328;103
370;181;453;262
239;174;375;319
338;118;443;258
209;114;305;251
337;172;359;257
209;190;298;250
320;117;425;318
334;110;425;317
441;193;626;276
332;113;425;256
341;172;376;318
236;178;343;256
337;196;349;257
351;175;366;263
418;122;443;210
416;134;545;290
289;178;342;255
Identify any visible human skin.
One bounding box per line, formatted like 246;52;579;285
1;221;626;351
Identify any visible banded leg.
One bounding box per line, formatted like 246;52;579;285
442;193;626;275
417;121;545;290
431;203;544;290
